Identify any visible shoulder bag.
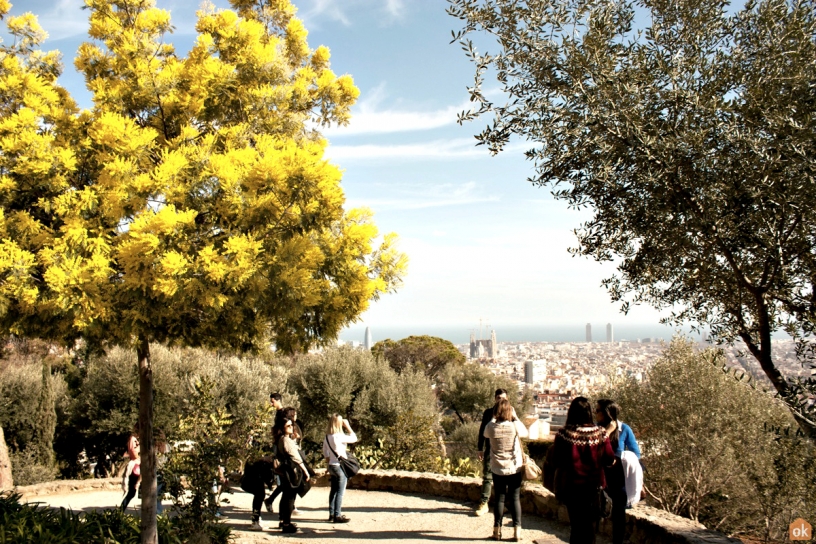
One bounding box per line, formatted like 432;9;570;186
515;433;542;481
325;435;361;478
596;486;613;519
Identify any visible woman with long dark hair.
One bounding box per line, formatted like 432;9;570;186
483;398;528;541
273;417;310;534
120;422;140;512
550;397;615;544
596;399;642;544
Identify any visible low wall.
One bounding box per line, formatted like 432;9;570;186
14;471;741;544
347;470;742;544
16;477;121;499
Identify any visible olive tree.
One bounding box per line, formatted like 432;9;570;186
602;338;815;537
448;0;816;436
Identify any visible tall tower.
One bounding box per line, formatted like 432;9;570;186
490;329;497;358
586;323;592;343
606;323;613;343
364;327;373;350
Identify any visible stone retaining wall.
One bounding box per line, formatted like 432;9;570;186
346;470;742;544
15;471;741;544
16;477;122;499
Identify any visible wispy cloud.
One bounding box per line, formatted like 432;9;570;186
302;0;352;26
384;0;405;20
300;0;407;28
327;137;534;161
24;0;87;42
327;138;483;161
325;84;467;136
345;181;498;211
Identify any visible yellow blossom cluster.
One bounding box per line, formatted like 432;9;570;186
0;0;406;353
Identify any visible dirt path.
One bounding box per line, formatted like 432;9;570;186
30;487;611;544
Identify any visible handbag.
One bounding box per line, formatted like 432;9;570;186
515;435;542;481
325;435;361;478
523;453;542;480
297;477;312;498
596;487;613;519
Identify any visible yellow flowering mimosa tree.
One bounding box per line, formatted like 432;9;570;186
0;0;406;540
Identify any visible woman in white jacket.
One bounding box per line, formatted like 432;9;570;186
484;398;528;542
323;414;357;523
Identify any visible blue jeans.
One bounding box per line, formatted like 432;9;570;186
328;464;347;517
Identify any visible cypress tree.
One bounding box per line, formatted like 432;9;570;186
33;359;56;468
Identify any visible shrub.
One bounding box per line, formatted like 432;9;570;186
601;337;815;540
0;354;67;484
289;347;440;455
0;491;183;544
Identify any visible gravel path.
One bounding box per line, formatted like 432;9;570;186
30;487;612;544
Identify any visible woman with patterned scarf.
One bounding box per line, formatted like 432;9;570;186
550;397;615;544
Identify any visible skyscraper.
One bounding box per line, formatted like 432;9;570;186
606;323;613;343
586;323;592;343
364;327;373;350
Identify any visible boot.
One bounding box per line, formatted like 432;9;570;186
512;525;522;542
492;526;502;541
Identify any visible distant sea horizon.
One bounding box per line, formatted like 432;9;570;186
339;323;698;345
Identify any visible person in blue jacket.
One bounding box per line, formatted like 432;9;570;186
596;399;641;544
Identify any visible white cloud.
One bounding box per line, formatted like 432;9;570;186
384;0;405;20
29;0;87;41
346;180;498;211
302;0;352;26
327;138;482;161
325;84;468;136
326;137;533;161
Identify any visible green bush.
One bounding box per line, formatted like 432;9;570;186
289;347;440;454
601;337;816;540
65;345;287;475
438;362;531;424
0;491;184;544
8;449;58;487
0;354;67;484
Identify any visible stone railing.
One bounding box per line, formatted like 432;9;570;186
15;471;741;544
343;470;743;544
16;477;121;499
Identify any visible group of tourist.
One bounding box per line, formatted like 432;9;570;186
121;388;640;542
475;389;642;543
239;392;358;535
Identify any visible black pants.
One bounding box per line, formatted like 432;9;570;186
250;487;264;523
566;484;598;544
604;459;627;544
492;472;523;527
121;473;139;511
278;485;297;525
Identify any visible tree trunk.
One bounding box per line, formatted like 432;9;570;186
747;294;816;439
0;426;12;490
137;336;158;544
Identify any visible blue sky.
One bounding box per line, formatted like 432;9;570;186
7;0;675;337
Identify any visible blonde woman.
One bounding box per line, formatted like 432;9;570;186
484;399;528;541
322;414;357;523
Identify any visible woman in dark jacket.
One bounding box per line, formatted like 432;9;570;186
551;397;615;544
274;417;310;534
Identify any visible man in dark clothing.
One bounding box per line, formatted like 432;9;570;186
474;388;508;516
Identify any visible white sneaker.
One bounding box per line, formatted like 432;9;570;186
248;522;263;531
291;508;301;516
